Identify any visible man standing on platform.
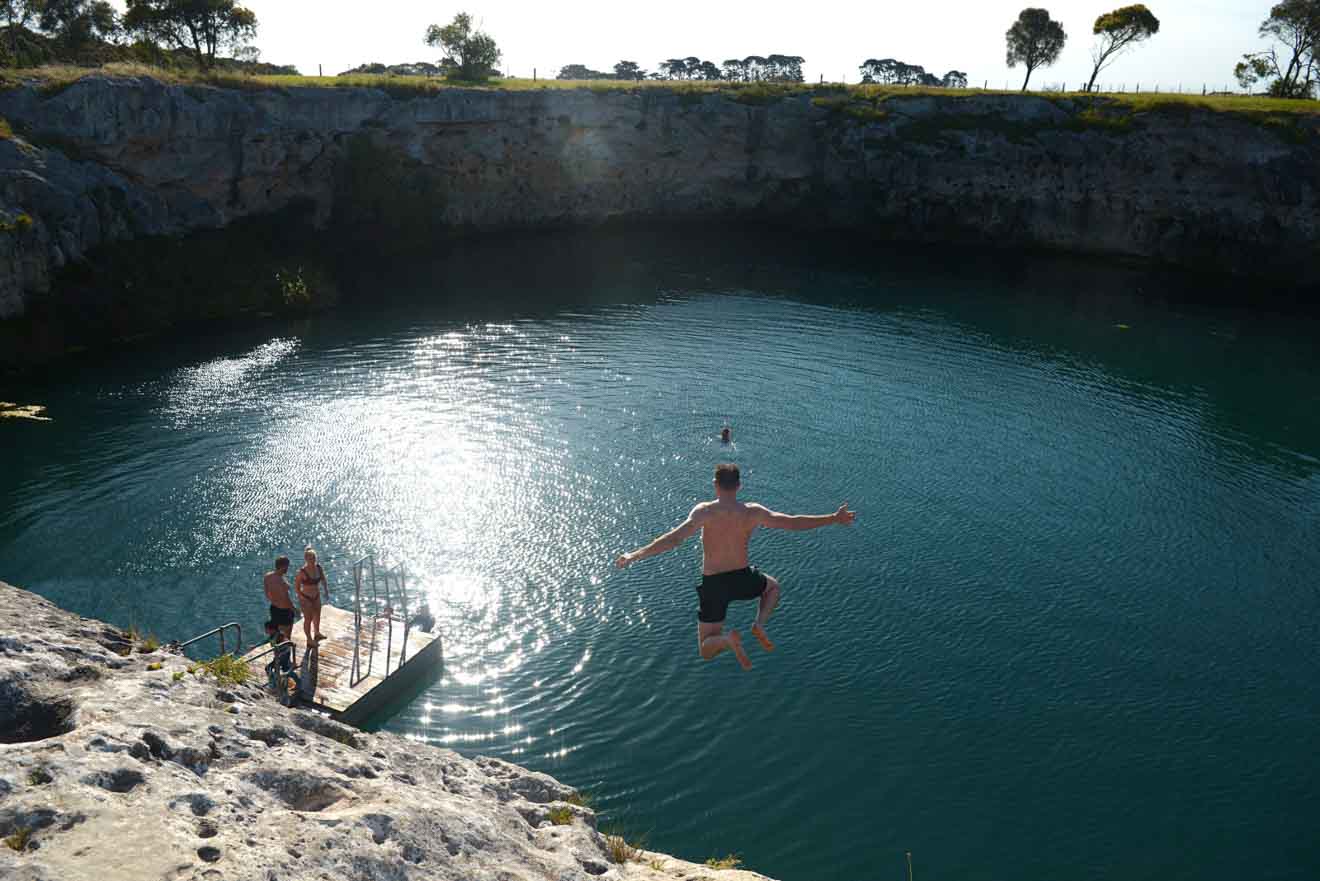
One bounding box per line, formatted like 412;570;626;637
264;555;296;643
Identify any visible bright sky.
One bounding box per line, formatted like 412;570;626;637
162;1;1278;90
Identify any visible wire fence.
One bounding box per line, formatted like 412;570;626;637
1017;80;1247;97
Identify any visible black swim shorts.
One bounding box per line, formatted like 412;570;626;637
270;605;294;627
697;566;768;623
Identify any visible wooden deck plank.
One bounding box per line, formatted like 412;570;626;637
243;603;440;720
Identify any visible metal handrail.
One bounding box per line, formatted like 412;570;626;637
249;640;299;703
246;639;297;666
178;622;242;656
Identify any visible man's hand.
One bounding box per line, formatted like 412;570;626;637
614;553;635;569
834;503;857;526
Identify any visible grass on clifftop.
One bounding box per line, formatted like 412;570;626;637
3;63;1319;117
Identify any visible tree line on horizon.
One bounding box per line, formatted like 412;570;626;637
555;55;807;83
1;2;1316;102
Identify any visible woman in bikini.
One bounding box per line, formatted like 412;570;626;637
295;547;329;644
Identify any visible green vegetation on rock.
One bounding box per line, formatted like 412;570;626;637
4;826;31;852
197;653;250;686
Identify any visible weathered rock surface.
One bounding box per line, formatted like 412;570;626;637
0;77;1317;321
0;582;771;881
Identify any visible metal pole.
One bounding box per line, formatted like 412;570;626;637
352;560;362;684
398;571;409;668
385;569;394;678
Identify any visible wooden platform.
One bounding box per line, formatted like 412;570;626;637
243;604;441;727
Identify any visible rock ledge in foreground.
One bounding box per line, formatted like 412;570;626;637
0;582;772;881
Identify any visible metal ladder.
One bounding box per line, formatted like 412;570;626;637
349;555;413;686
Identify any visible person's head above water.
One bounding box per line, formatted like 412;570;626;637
720;426;731;443
714;463;741;494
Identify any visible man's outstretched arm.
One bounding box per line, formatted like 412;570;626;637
754;502;856;531
616;508;703;568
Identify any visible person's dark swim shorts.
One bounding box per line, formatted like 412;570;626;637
270;605;294;627
697;566;768;623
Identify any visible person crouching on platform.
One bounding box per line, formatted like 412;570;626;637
263;555;295;643
295;546;329;644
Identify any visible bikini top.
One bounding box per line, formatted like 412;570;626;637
300;565;323;588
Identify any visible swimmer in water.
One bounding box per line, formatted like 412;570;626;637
615;463;856;670
720;426;731;443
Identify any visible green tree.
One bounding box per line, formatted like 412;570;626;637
658;57;687;79
556;63;610;80
1084;4;1159;92
1006;7;1067;91
40;0;118;49
1;0;43;65
613;59;645;80
1234;0;1320;98
765;53;805;82
123;0;256;69
423;12;501;81
941;70;969;88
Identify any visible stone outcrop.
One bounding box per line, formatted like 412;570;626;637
0;582;770;881
0;77;1317;322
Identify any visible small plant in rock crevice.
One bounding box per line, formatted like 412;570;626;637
705;854;743;870
547;806;574;825
4;826;32;852
600;825;647;864
564;790;594;809
196;654;250;686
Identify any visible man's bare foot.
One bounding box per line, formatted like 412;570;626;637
727;630;753;670
751;623;776;652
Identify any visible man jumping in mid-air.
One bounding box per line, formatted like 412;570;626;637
615;463;856;670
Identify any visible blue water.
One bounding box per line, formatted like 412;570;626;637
2;232;1318;881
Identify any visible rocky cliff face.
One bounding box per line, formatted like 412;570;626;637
0;582;771;881
0;77;1317;321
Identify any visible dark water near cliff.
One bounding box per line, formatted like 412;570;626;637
2;232;1318;881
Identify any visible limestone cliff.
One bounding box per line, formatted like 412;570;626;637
0;582;771;881
0;77;1317;323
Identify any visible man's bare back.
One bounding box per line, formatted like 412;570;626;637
616;463;856;670
264;556;294;642
688;498;760;575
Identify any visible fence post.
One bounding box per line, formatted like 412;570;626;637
318;64;322;77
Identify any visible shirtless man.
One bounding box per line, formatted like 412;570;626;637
263;556;295;643
615;463;856;670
